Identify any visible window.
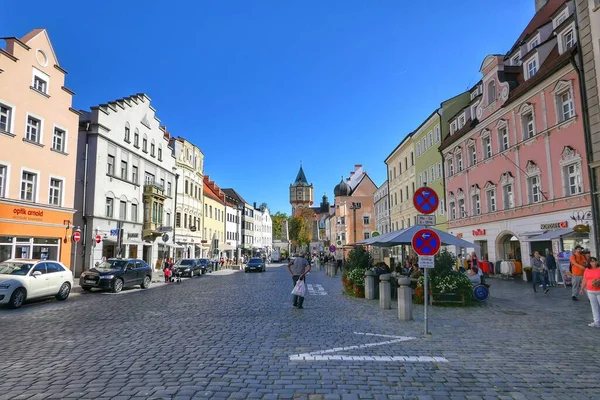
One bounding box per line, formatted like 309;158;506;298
393;167;396;180
52;128;65;152
144;172;154;185
33;76;47;93
428;131;433;147
451;121;457;134
439;198;445;215
502;184;514;209
447;158;454;176
511;54;520;66
119;200;127;220
416;143;421;157
150;142;155;157
134;130;139;147
528;175;542;203
158;147;162;161
167;181;172;196
523;112;535;139
1;104;12;132
132;165;138;184
132;203;138;222
418;174;422;187
458;114;466;128
411;152;414;165
363;216;370;225
449;201;456;220
456;152;463;172
487;80;496;104
166;212;171;227
559;91;575;121
107;155;115;175
486;190;496;212
458;199;466;218
564;163;582;195
406;186;409;200
437;162;442;179
555;10;568;26
422;137;427;153
435;126;440;142
472;194;480;216
469;146;477;166
142;137;148;152
529;37;539;50
429;166;435;183
399;190;402;203
124;123;130;142
527;58;537;78
48;178;62;206
120;160;128;180
106;197;114;217
176;212;181;228
160;178;165;190
20;171;37;201
412;182;415;195
563;29;575;50
499;127;509;151
0;165;6;197
185;180;189;194
26;116;41;143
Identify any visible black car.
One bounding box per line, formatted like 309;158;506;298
197;258;212;274
175;259;201;277
245;257;266;273
79;258;152;293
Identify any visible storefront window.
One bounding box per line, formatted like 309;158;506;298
0;245;12;262
0;237;61;262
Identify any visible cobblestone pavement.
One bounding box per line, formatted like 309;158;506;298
0;264;599;399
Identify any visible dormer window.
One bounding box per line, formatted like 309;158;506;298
526;58;538;79
563;28;575;50
450;121;457;134
458;114;466;129
528;35;539;51
487;80;496;104
554;9;568;27
511;54;521;66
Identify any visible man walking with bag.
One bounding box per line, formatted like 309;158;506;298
288;251;311;309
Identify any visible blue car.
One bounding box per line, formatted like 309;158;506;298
245;258;266;273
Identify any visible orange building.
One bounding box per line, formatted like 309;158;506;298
0;29;79;266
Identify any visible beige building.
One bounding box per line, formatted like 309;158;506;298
0;29;79;267
172;137;204;259
385;134;417;232
203;176;226;259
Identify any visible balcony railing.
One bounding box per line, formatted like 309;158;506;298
143;183;166;199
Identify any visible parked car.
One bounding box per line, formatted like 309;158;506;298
79;258;152;293
245;257;266;273
0;259;74;309
197;258;211;274
175;259;201;277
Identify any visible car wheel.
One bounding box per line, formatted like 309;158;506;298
112;278;124;293
190;270;194;278
55;282;71;301
141;275;151;289
82;287;92;291
8;288;26;309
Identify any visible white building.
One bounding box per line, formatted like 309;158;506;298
74;93;176;272
253;204;273;255
172;137;204;259
374;180;390;235
224;191;242;262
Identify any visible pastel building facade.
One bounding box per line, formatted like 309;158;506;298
202;176;226;259
440;0;592;263
0;29;79;266
75;94;177;273
374;180;389;235
385;135;417;232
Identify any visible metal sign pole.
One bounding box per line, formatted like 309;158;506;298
424;268;428;335
73;240;78;278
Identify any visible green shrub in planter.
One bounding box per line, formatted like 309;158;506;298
414;270;473;306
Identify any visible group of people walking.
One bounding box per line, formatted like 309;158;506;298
569;245;600;328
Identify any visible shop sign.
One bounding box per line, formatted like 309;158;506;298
12;207;44;221
159;226;173;232
127;233;139;239
540;221;568;230
110;229;119;236
472;229;486;236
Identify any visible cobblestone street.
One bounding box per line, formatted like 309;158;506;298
1;264;599;399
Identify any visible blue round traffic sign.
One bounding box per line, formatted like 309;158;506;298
411;228;441;256
413;187;439;215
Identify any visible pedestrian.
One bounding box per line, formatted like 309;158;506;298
530;251;549;293
469;251;478;270
287;251;311;309
580;257;600;327
569;245;587;301
545;249;557;287
164;264;172;283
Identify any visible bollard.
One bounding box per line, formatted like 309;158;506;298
397;277;413;321
364;270;376;300
379;274;392;309
327;264;332;277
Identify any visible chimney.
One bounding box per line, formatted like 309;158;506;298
535;0;548;12
253;202;257;209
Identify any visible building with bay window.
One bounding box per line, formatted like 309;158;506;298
440;0;592;264
74;93;176;274
0;29;80;267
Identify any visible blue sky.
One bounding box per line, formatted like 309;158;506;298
3;0;534;215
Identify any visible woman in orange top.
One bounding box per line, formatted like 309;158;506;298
580;257;600;328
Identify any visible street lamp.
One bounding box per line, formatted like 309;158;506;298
237;202;244;265
349;202;361;244
172;170;180;260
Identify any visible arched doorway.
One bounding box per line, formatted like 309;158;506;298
496;231;522;262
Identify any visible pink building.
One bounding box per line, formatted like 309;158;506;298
440;0;593;265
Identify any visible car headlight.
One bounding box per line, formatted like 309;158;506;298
185;268;190;271
99;275;114;279
0;283;11;289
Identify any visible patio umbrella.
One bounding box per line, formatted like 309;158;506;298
357;225;478;249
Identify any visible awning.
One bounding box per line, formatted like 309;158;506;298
526;228;574;242
168;243;185;249
519;231;546;238
221;244;236;251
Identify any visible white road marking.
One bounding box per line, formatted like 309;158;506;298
307;284;327;295
289;332;448;363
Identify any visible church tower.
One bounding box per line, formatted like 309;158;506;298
290;164;314;216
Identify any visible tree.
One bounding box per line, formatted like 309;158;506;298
271;211;288;240
288;208;314;250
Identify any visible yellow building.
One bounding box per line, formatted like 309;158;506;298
202;176;226;259
385;133;418;231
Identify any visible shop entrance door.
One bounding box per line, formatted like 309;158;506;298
143;245;152;267
475;240;489;260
